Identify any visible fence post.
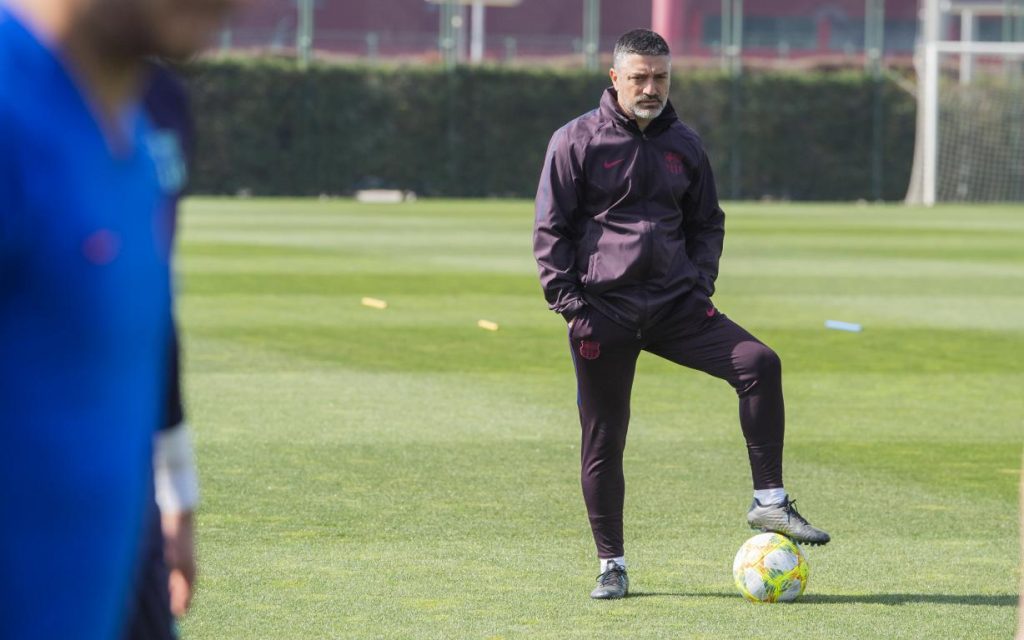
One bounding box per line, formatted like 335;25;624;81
297;0;313;69
583;0;600;71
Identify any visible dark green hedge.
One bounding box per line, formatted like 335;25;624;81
184;59;915;201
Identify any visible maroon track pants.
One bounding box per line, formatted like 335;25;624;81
569;293;785;559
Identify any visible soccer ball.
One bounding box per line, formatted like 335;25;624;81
732;532;809;603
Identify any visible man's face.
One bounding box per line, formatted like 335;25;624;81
89;0;241;59
609;53;671;122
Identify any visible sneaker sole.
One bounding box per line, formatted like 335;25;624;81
749;525;830;546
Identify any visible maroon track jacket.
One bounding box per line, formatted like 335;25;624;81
533;87;725;331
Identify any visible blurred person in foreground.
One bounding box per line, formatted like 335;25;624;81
533;28;830;600
120;63;200;640
1018;448;1023;640
0;0;235;638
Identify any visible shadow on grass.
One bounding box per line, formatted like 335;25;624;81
629;591;1018;606
801;593;1018;607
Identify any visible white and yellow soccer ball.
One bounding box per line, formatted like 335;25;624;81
732;532;809;603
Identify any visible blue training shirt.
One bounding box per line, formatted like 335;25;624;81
0;10;174;640
143;62;194;432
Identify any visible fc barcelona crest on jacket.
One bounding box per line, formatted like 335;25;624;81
664;151;685;176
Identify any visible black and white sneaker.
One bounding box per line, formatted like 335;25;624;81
590;563;629;599
747;495;831;546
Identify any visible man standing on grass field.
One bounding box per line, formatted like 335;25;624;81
533;28;830;600
0;0;234;637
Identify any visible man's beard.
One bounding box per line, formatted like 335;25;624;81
631;97;665;121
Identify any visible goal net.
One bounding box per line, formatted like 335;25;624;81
908;0;1024;205
929;44;1024;203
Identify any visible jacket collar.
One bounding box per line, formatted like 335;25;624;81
599;87;678;136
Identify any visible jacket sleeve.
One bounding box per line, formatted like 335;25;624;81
533;127;586;321
683;149;725;297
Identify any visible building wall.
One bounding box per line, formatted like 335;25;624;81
220;0;919;60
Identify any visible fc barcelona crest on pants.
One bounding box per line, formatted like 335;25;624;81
579;340;601;360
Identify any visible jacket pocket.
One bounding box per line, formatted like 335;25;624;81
584;220;650;291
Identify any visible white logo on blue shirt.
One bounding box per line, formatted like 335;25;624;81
146;130;187;196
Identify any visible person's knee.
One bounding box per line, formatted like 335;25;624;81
581;418;629;449
744;342;781;382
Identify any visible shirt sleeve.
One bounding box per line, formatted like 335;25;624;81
533;126;586;321
683;149;725;297
161;318;184;430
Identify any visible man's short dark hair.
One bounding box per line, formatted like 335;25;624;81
613;29;670;67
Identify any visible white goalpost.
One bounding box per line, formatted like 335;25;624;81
909;0;1024;205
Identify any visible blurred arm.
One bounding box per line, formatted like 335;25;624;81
154;422;199;616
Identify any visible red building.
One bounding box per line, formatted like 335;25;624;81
220;0;921;63
656;0;919;57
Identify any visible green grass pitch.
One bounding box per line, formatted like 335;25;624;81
176;198;1022;639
